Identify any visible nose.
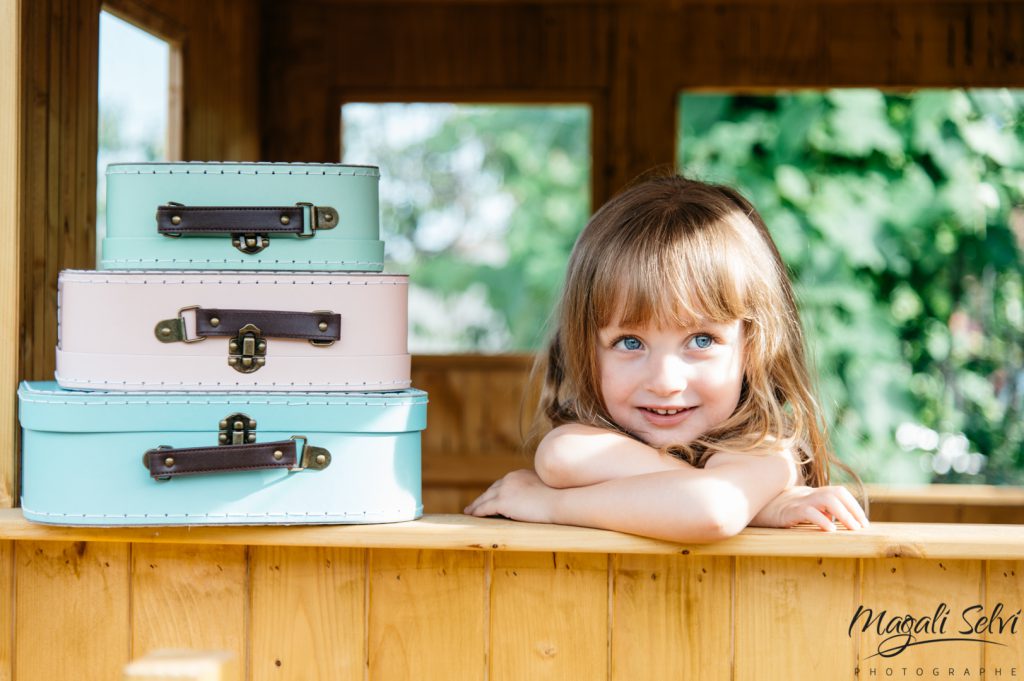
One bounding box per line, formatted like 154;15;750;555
644;352;687;396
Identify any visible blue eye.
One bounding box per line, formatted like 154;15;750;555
689;334;714;350
614;336;643;351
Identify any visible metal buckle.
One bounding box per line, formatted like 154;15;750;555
309;309;336;347
290;435;332;471
154;305;207;343
142;445;175;481
161;201;185;238
295;202;338;239
227;323;266;373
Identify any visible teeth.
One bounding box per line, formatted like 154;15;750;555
653;408;680;415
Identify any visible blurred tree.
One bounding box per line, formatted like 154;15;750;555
679;90;1024;484
343;104;590;351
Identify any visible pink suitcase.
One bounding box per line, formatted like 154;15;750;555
55;270;410;392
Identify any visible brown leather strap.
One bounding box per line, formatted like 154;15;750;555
157;205;305;235
194;308;340;341
144;440;297;480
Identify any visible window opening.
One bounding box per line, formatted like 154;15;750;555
678;90;1024;484
342;103;591;353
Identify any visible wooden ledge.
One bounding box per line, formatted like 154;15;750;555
865;483;1024;505
0;509;1022;559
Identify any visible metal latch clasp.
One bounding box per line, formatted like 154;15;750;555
220;413;257;445
232;233;270;254
228;323;267;373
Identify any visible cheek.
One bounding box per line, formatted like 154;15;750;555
706;353;745;409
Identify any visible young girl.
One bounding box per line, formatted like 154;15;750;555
464;175;869;542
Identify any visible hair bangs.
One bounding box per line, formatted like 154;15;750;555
591;213;756;330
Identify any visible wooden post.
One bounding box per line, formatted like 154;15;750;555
0;0;21;509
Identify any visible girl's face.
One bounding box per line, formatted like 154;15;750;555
597;316;745;448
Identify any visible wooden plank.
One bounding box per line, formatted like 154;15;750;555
489;551;607;680
15;540;130;681
858;558;983;675
611;554;731;680
131;543;247;681
735;556;858;680
0;0;20;509
368;548;486;680
866;484;1024;506
422;487;483;515
20;0;100;385
5;512;1024;560
124;650;236;681
0;541;12;681
983;561;1024;672
250;546;365;681
423;453;530;486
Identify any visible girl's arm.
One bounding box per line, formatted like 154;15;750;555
534;423;694;488
466;452;798;543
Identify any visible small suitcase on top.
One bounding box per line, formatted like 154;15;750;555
55;269;410;392
18;381;426;526
102;162;385;271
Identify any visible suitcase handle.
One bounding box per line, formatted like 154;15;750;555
156;202;339;254
154;307;340;374
143;436;332;481
157;307;341;342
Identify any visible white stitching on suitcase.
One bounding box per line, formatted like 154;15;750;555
62;274;402;285
106;164;379;178
100;259;386;267
21;505;418;520
21;396;428;407
51;378;411;388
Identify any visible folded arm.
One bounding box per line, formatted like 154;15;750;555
468;448;797;543
533;423;695;488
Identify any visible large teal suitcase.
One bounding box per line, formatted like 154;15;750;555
102;162;385;271
18;382;426;526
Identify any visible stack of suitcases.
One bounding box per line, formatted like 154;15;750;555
18;162;427;526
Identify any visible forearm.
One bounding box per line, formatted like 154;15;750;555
534;424;692;488
547;457;793;542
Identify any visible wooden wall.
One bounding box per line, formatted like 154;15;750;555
7;0;1024;511
261;0;1024;204
0;0;22;510
0;521;1020;681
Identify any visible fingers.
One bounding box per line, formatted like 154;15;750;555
464;484;499;516
802;506;837;533
838;487;871;527
823;497;862;531
807;487;869;532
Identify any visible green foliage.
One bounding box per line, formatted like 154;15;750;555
679;90;1024;484
343;104;590;351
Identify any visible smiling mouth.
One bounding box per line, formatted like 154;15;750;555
641;407;693;416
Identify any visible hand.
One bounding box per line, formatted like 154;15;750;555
750;486;869;532
464;469;559;524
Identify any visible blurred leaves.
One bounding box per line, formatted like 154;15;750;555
343;104;589;351
680;89;1024;484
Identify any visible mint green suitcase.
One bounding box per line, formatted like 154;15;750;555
102;162;384;271
19;382;426;526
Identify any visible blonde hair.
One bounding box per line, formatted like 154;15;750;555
534;174;855;488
